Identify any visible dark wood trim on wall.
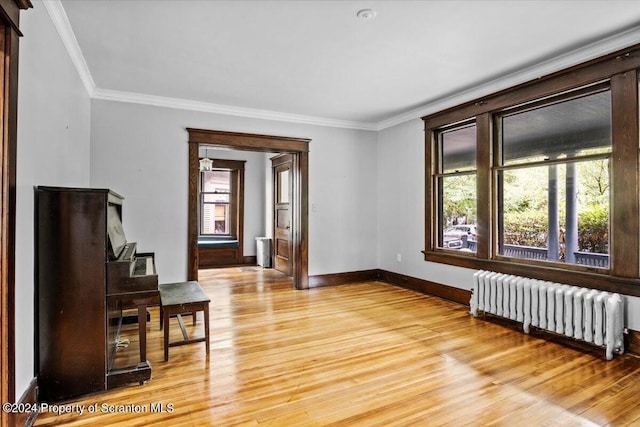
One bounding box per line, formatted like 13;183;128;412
0;2;30;424
626;329;640;357
296;151;309;290
243;256;257;265
308;270;381;288
0;0;31;35
187;142;199;281
475;113;491;260
187;129;310;289
187;129;310;153
610;70;639;278
379;270;471;305
307;269;470;305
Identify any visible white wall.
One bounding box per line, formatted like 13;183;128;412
89;100;379;281
376;118;640;330
198;147;268;255
16;1;92;399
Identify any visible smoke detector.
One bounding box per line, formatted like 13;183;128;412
356;9;377;20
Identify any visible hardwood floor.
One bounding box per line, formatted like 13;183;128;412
35;267;640;426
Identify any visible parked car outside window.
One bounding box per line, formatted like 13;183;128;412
443;224;478;249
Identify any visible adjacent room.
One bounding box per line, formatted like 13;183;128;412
2;1;640;425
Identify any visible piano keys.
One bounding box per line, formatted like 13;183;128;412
36;186;159;402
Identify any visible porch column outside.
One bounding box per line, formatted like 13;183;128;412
548;163;559;261
565;160;578;263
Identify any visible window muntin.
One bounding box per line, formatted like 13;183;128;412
436;122;477;253
496;89;611;268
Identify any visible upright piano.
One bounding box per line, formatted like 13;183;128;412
36;187;159;402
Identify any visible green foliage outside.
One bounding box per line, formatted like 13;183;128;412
577;204;608;253
442;157;609;255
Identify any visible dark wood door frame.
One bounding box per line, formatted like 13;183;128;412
187;129;310;289
0;1;31;426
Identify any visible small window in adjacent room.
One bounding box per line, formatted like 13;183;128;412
435;121;477;253
201;170;232;235
496;88;612;268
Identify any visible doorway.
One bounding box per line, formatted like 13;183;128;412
187;129;310;289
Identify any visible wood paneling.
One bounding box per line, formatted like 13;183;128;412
32;268;640;426
197;246;239;268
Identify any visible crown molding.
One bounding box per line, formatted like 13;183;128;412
42;0;96;97
92;88;378;131
378;25;640;130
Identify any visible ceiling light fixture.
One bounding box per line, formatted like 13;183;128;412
356;8;376;20
199;147;213;172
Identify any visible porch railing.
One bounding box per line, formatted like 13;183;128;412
460;241;609;268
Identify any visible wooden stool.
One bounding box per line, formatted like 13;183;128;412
159;281;210;361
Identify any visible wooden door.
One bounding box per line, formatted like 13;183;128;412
272;154;293;276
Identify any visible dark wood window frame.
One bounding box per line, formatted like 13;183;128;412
198;159;245;240
423;43;640;297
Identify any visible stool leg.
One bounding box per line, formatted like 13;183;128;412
192;310;197;326
204;304;210;356
164;309;170;361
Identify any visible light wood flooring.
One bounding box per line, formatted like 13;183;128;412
35;267;640;426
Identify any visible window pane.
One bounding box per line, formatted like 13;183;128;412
202;170;231;193
502;90;611;165
278;170;289;203
202;203;230;235
441;124;476;173
204;193;229;203
438;174;477;252
500;159;609;268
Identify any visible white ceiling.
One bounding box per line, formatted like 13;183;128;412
53;0;640;130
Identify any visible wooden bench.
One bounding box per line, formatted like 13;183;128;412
159;281;210;361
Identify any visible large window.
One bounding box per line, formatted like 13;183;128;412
496;89;611;268
422;45;640;294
